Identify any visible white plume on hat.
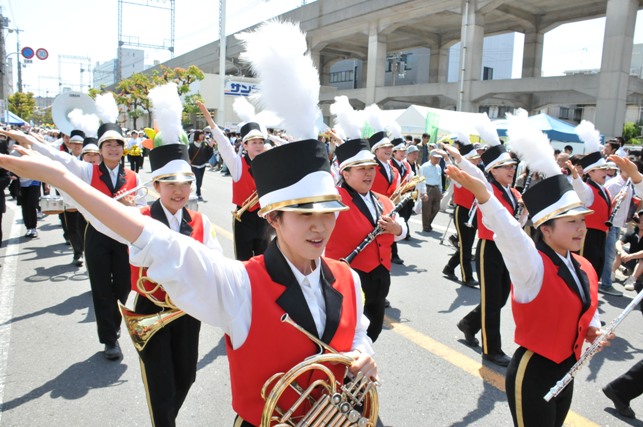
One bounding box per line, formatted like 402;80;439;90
575;120;601;154
330;95;363;140
506;109;560;178
68;109;99;138
475;112;501;147
233;96;257;123
148;83;184;146
453;129;471;146
237;20;320;141
364;104;388;135
95;92;120;124
387;118;402;140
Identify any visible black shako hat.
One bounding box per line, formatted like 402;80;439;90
69;130;85;143
97;123;125;147
480;144;516;171
251;139;347;217
240;122;265;143
578;151;607;173
368;131;394;152
148;144;195;183
335;138;377;171
522;174;593;228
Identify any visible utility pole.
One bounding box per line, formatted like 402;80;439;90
13;27;22;93
218;0;226;124
0;12;5;104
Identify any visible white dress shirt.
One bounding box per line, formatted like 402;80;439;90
212;125;244;182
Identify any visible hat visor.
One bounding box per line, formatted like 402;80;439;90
153;173;196;183
278;199;348;214
534;205;594;228
339;159;378;172
98;131;125;147
242;130;266;143
490;158;518;168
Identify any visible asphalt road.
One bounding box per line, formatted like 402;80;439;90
0;165;642;427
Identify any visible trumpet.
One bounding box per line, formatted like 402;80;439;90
261;314;379;427
113;181;153;202
391;175;426;205
119;268;185;352
233;190;259;222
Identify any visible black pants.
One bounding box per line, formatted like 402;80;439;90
460;239;511;355
20;185;39;229
191;166;206;197
356;265;391;342
607;359;643;405
63;210;84;259
446;205;476;282
233;208;270;261
128;155;144;173
506;347;576;427
85;224;131;345
580;228;606;279
135;296;201;427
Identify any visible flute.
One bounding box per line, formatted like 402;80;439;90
605;178;632;228
514;172;533;220
544;289;643;402
465;201;478;228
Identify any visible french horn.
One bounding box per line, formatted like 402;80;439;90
261;314;379;427
51;91;98;135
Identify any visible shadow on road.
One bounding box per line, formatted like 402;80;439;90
0;353;128;411
449;376;507;427
197;335;227;371
0;290;94;327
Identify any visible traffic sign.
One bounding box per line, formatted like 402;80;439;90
36;48;48;60
21;46;34;59
23;59;32;64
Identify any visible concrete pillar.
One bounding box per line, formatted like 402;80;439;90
365;21;387;105
311;48;329;86
429;45;449;84
522;30;544;78
458;0;484;112
595;0;637;137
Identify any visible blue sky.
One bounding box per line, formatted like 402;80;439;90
3;0;642;96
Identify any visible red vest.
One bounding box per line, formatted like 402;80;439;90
453;185;475;210
89;163;138;197
232;156;259;212
512;251;598;363
325;187;395;272
227;256;357;426
585;181;611;232
477;183;520;241
372;160;399;197
130;206;205;300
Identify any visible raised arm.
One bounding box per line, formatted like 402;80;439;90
197;101;243;181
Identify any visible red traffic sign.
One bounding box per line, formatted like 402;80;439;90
21;46;34;59
36;48;48;60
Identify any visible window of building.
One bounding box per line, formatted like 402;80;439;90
330;70;354;83
559;107;569;120
483;67;494;81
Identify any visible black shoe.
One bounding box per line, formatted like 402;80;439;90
462;279;479;288
603;384;636;418
197;195;204;202
73;256;83;267
442;266;458;281
104;342;122;361
423;226;433;232
448;234;459;249
384;299;391;308
457;320;479;347
482;352;511;367
391;256;404;265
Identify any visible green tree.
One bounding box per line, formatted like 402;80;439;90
622;121;642;145
8;92;36;121
31;106;53;126
182;93;205;127
117;73;154;128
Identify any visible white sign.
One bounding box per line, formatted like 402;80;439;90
225;81;257;97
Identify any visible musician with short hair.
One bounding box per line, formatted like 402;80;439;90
0;137;378;427
325;138;407;342
198;102;270;261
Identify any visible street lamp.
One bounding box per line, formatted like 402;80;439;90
7;28;23;92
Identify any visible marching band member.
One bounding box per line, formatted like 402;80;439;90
325;138;407;342
369;130;399;197
126;130;144;173
445;116;617;427
123;84;223;427
3;93;146;361
188;129;213;202
442;140;481;287
447;115;519;367
197;101;270;261
571;121;616;295
0;135;377;427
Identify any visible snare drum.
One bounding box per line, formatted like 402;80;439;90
64;202;78;213
41;195;64;215
187;194;199;211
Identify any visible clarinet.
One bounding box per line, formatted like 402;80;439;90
514;172;533;220
341;193;415;264
605;179;632;228
544;289;643;402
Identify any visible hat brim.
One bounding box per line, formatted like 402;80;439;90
242;130;266;143
153;173;196;183
98;130;126;147
339;159;378;172
489;158;517;169
277;199;348;214
534;205;594;228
